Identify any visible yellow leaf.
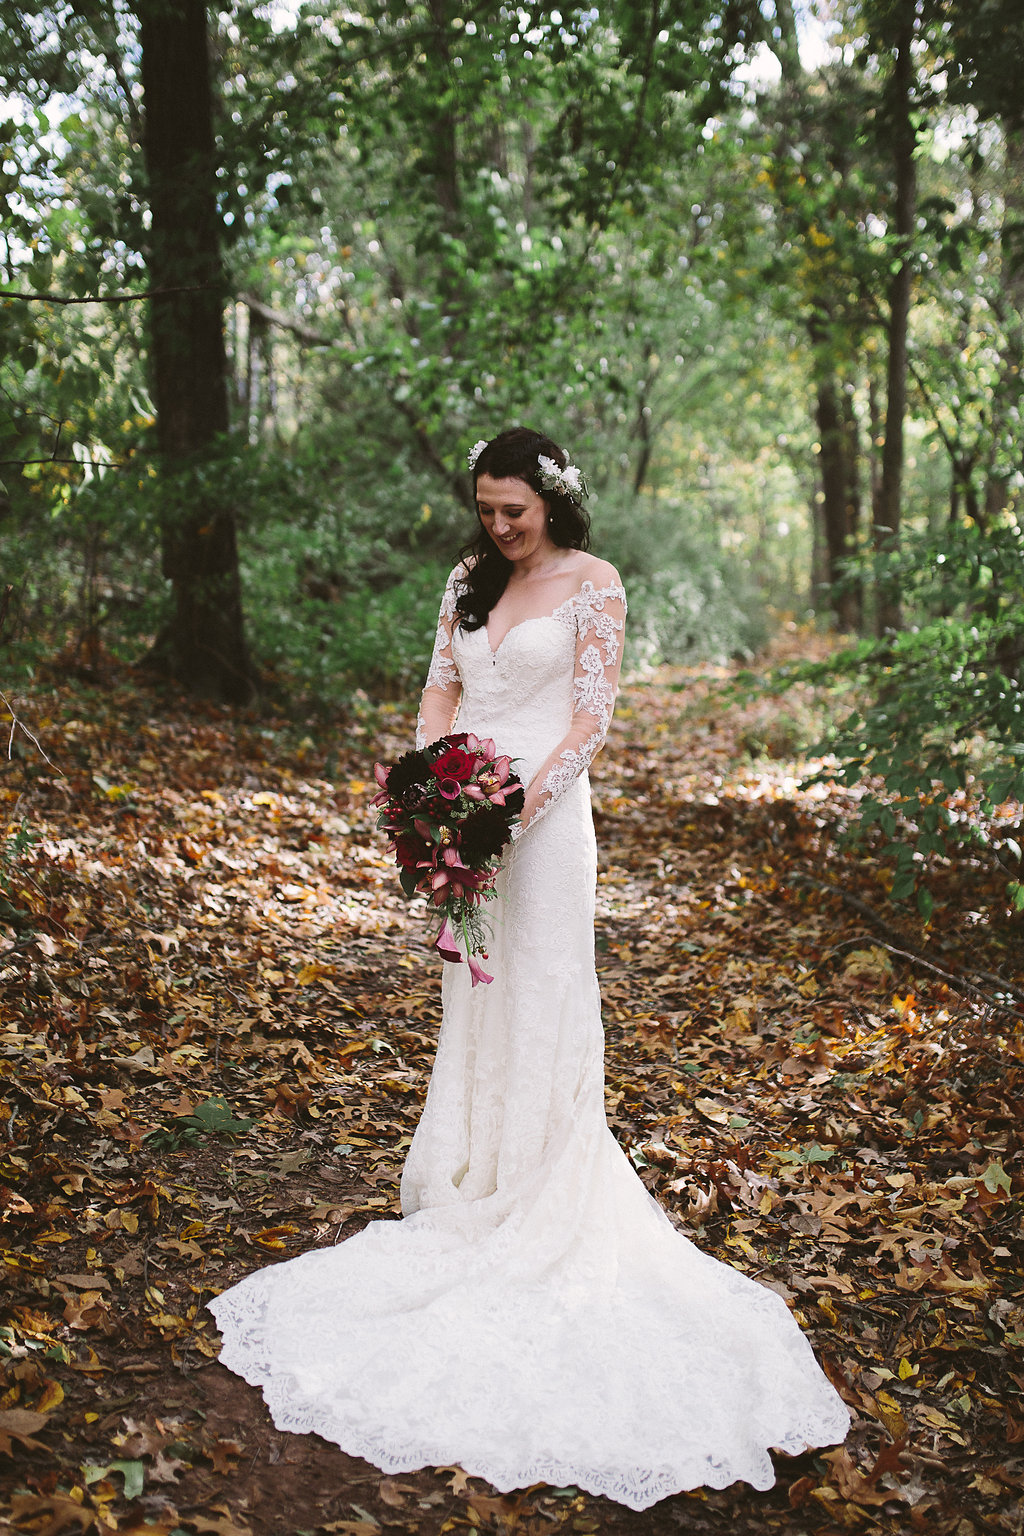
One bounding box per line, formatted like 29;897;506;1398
876;1390;907;1438
36;1380;64;1413
758;1190;773;1215
898;1356;917;1380
120;1211;139;1234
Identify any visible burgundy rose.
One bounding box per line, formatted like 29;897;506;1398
393;834;426;869
432;746;476;784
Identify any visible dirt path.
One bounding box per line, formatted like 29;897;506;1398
1;663;1021;1535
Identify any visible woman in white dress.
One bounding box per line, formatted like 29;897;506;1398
210;427;850;1510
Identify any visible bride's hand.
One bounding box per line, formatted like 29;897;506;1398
511;780;544;840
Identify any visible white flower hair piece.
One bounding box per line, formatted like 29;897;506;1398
537;453;588;500
467;439;488;471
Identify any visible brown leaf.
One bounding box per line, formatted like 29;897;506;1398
0;1407;51;1457
7;1492;95;1535
207;1437;244;1474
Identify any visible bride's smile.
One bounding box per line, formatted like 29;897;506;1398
475;472;555;567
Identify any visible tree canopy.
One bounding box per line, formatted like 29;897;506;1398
1;0;1022;897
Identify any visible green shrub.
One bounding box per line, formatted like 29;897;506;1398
760;519;1024;912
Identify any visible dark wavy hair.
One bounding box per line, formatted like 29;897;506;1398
455;427;591;631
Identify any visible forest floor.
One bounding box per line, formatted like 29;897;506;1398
1;641;1023;1536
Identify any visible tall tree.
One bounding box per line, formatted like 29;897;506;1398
764;0;870;631
870;0;918;635
139;0;255;701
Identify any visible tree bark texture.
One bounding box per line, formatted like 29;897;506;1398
874;7;917;636
772;0;864;631
139;0;255;703
814;370;862;632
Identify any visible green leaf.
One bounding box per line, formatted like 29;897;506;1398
980;1160;1011;1196
83;1460;145;1500
916;887;934;921
776;1142;834;1164
180;1096;253;1137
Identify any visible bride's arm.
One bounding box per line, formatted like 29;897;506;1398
515;573;627;835
416;567;465;748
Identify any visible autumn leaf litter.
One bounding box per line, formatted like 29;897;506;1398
1;657;1022;1536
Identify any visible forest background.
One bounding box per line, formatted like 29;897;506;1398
1;0;1024;902
2;0;1024;904
2;4;1024;1534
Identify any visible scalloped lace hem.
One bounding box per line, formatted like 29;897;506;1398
209;1274;850;1512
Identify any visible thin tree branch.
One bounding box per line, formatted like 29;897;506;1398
0;690;61;772
0;458;132;469
240;294;338;348
0;283;216;306
794;877;1024;1009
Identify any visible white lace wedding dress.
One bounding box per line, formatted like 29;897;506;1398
210;569;850;1510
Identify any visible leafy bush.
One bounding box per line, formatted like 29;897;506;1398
762;519;1024;912
595;494;767;665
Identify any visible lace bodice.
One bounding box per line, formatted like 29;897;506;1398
416;568;627;833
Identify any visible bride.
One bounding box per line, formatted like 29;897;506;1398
210;427;850;1510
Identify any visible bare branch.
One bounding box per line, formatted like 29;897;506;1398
0;282;217;306
241;294;339;348
0;690;62;772
0;457;133;469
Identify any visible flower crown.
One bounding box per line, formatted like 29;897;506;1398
537;454;587;500
466;440;588;500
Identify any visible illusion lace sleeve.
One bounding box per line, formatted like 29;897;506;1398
416;566;465;748
516;576;627;836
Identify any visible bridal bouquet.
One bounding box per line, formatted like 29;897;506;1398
373;733;524;985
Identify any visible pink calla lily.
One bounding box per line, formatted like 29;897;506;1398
433;917;462;963
467;952;493;986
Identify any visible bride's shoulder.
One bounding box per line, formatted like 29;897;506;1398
571;553;624;598
444;557;476;590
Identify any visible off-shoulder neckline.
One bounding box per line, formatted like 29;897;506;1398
479;578;626;657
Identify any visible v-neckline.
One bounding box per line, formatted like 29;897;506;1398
484;593;575;658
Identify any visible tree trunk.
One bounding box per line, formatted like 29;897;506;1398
874;8;917;636
815;373;856;629
139;0;255;703
988;122;1024;520
840;384;864;630
809;311;862;631
772;0;864;628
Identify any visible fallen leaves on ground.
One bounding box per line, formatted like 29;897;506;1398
1;649;1022;1536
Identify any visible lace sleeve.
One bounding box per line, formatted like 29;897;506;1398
515;577;627;836
415;567;465;748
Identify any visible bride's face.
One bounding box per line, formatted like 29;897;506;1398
475;474;554;563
